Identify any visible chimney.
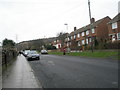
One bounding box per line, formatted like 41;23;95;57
91;18;95;23
74;27;77;31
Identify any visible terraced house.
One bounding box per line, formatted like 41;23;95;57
65;16;111;51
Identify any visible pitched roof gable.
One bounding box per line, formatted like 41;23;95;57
109;13;120;23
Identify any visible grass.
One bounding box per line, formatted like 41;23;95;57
49;51;119;59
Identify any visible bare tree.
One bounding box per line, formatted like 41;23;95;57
57;32;67;47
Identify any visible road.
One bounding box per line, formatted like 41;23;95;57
28;54;118;88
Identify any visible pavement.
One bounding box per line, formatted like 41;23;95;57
2;54;42;88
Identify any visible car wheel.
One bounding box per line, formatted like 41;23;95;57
38;57;40;60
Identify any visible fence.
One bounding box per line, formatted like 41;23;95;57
2;49;18;66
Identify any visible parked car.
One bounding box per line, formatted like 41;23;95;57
41;49;48;54
26;50;40;61
23;50;31;57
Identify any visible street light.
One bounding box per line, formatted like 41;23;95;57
64;23;71;54
64;23;68;47
88;0;93;53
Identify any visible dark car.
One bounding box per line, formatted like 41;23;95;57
26;50;40;61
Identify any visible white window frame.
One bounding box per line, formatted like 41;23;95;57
72;36;74;39
74;35;76;39
67;43;69;46
82;40;85;45
89;38;91;42
78;41;81;46
77;33;80;38
86;38;88;44
92;28;95;33
67;37;69;41
112;35;116;42
82;32;85;36
54;41;56;43
117;33;120;40
112;22;117;29
86;30;89;35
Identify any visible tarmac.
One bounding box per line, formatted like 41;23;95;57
2;54;42;89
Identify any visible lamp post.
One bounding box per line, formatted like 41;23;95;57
88;0;93;53
64;23;68;47
64;23;71;54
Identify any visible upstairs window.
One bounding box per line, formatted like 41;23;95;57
77;33;80;38
86;30;89;35
82;32;85;36
92;28;95;33
67;37;69;41
74;35;76;39
112;22;117;29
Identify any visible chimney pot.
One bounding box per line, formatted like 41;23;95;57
91;18;95;23
74;27;77;31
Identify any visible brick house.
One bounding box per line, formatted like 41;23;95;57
108;13;120;42
65;16;111;50
52;39;62;49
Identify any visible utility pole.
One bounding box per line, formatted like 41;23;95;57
15;34;18;51
16;34;18;43
88;0;93;53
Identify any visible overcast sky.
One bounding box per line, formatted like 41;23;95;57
0;0;119;43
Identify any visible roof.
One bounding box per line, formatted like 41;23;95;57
68;16;110;36
109;13;120;23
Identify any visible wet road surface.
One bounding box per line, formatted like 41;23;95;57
29;54;118;88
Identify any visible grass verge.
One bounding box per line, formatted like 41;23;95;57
49;51;119;59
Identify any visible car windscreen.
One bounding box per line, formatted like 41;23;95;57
28;51;38;54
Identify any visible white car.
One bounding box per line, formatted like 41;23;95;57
41;50;48;54
23;50;31;57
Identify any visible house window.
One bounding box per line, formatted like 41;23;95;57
77;33;80;38
65;38;67;41
86;30;89;35
67;43;69;46
86;38;88;44
82;32;85;36
72;36;74;39
92;28;95;33
112;22;117;29
89;38;91;42
112;35;116;42
68;37;69;41
74;35;76;39
82;40;85;45
78;41;81;46
117;33;120;40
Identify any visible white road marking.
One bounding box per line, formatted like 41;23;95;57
48;61;55;66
